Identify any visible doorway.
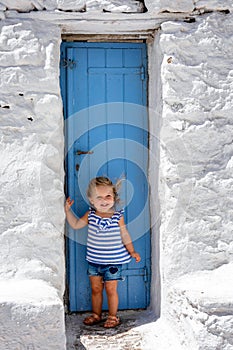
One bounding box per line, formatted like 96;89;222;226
60;41;151;312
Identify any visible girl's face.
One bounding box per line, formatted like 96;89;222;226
89;185;115;213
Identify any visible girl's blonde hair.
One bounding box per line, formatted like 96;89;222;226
87;176;121;205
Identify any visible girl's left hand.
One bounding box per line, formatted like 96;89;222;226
131;252;141;263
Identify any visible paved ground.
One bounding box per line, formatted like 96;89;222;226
65;310;184;350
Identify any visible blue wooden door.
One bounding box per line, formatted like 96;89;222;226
61;42;151;312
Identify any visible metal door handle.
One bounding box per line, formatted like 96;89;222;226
76;150;94;155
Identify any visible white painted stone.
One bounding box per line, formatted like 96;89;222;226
1;0;233;15
0;18;65;349
0;3;6;11
0;0;55;11
86;0;144;12
57;0;86;11
0;0;146;13
0;279;66;350
167;264;233;349
158;11;233;349
194;0;233;12
145;0;194;13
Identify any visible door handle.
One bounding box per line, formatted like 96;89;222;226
76;150;94;155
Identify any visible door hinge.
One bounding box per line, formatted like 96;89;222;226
143;266;148;283
140;65;145;80
61;58;77;69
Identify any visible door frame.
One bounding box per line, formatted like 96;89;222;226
61;35;161;317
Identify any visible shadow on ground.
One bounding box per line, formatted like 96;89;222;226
66;309;157;349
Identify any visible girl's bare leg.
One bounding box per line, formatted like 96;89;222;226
105;280;118;316
89;276;104;317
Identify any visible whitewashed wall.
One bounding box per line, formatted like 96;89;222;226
0;19;66;349
160;11;233;281
158;12;233;349
0;0;232;14
0;1;233;349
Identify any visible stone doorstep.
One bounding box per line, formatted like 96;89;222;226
66;310;186;350
0;279;66;350
172;262;233;315
66;310;144;350
167;263;233;349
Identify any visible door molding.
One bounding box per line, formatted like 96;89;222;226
62;34;154;42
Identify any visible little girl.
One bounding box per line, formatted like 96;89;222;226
65;176;141;328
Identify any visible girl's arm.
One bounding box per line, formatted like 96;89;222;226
65;197;88;230
119;216;141;263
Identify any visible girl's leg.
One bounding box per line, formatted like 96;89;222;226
90;276;104;317
105;280;118;316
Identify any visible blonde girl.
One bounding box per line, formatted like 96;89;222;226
65;176;140;328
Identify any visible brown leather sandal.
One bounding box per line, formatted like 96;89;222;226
103;315;120;328
83;313;102;326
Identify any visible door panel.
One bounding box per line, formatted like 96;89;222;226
61;42;151;312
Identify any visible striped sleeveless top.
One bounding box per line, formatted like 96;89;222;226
86;208;132;265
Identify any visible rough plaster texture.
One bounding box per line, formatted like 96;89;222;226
0;280;65;350
168;263;233;349
194;0;233;12
159;11;233;348
0;1;233;349
0;19;66;349
145;0;194;13
0;0;144;13
159;11;233;281
1;0;232;14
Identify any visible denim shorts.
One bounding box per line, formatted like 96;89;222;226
87;262;123;281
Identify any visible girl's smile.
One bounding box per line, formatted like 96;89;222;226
89;185;115;213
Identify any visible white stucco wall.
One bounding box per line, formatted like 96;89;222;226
0;19;66;349
160;11;233;281
0;1;233;349
158;12;233;348
1;0;232;13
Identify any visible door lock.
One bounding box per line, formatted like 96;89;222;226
76;150;94;155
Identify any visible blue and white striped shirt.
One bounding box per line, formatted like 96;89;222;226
86;208;132;265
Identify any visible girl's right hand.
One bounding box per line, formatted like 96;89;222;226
65;197;74;213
